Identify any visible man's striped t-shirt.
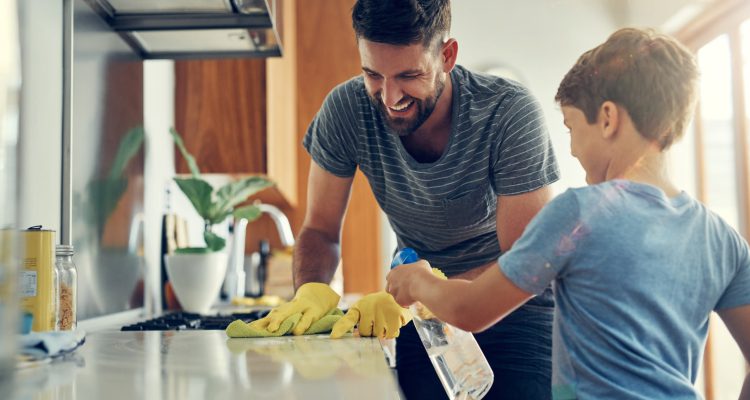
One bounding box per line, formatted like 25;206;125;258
303;65;560;276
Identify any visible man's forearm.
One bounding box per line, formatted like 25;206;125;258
292;226;341;290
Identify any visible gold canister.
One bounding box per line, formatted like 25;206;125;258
21;227;56;332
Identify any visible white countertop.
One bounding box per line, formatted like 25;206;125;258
11;330;401;400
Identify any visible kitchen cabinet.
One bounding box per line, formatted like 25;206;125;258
266;0;384;295
174;58;295;264
174;0;384;295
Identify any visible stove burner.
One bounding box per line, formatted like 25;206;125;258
121;310;271;331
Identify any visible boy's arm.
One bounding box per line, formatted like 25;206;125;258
716;305;750;399
391;262;533;332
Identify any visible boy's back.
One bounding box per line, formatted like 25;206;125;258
385;27;750;400
500;179;750;398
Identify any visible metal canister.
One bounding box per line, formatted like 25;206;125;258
21;226;57;332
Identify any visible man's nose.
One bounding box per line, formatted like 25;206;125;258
382;79;404;107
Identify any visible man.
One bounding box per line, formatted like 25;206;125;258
254;1;559;398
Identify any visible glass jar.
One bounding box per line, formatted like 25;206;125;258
55;245;77;331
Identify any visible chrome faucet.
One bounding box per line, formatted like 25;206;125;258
255;204;295;248
224;203;295;299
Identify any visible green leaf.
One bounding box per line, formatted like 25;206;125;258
174;178;214;219
88;178;128;237
174;247;213;254
107;126;145;181
233;204;262;222
170;128;201;178
213;176;274;219
204;231;226;252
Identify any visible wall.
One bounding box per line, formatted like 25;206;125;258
143;60;175;315
451;0;618;191
18;0;149;320
18;0;62;231
451;0;706;192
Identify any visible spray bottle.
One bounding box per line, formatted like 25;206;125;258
392;247;494;400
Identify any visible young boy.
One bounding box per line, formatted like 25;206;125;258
386;28;750;399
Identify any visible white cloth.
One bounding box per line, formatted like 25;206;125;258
19;330;86;359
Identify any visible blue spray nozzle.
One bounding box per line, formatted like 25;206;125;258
391;247;419;269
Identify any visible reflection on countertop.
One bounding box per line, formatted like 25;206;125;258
10;331;401;400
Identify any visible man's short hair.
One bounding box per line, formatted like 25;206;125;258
555;28;699;149
352;0;451;48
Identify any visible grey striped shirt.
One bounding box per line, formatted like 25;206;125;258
303;65;559;275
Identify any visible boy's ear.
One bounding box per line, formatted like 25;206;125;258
598;101;619;140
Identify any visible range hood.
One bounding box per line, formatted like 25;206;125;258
84;0;283;59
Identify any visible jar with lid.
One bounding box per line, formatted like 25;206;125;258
55;245;77;331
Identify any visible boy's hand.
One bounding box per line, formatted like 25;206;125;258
386;260;435;307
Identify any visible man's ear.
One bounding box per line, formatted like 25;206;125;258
598;101;619;140
440;38;458;73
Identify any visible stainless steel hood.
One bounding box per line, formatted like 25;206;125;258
83;0;282;59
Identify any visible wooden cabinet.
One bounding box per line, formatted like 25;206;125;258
174;0;383;294
175;59;266;174
174;58;294;257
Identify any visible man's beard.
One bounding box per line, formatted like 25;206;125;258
370;76;445;137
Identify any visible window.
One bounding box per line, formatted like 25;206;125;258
674;2;750;399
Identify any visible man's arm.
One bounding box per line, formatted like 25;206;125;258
293;162;354;289
451;186;554;281
717;305;750;399
497;186;554;252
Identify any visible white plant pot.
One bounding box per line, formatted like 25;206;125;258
165;252;228;314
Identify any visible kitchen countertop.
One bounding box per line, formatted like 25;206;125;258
10;330;402;400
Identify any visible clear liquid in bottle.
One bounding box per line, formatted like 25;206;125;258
392;248;494;400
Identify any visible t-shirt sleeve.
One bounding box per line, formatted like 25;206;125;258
491;88;560;195
715;236;750;310
302;82;360;177
499;190;585;295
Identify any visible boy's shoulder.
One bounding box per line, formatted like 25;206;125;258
560;180;678;205
551;182;618;207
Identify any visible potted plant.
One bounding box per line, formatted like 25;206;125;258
165;128;274;314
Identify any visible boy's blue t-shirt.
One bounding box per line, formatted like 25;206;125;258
499;180;750;399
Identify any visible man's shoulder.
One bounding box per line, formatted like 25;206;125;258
318;75;369;123
453;64;530;100
327;75;366;102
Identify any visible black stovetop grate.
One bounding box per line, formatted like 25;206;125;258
121;310;271;331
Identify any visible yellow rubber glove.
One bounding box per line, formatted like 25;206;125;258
250;282;341;336
226;313;302;337
330;291;411;339
225;309;348;338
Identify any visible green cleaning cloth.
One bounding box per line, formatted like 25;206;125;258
225;308;348;338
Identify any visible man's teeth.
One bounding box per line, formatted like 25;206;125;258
389;100;413;111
